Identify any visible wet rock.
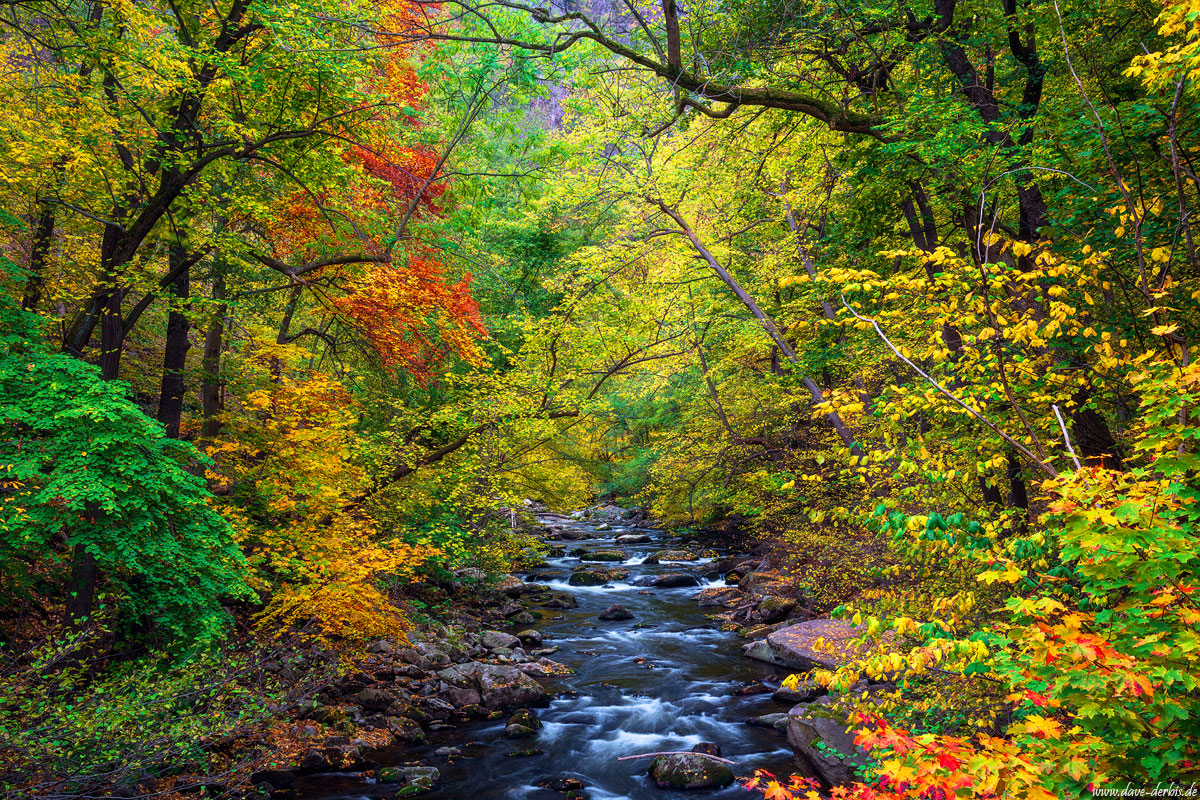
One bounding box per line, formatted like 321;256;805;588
507;708;542;730
355;686;394;711
697;549;720;559
543;595;580;608
419;697;456;720
568;571;607;586
478;664;550;709
505;723;537;738
633;573;700;588
616;534;652;544
434;746;462;757
645;549;698;563
692;743;721;756
595;522;612;531
506;748;544;757
647;753;734;790
496;575;530;597
746;712;789;728
694;587;742;608
733;681;771;696
598;604;635;621
786;697;870;787
773;679;827;704
387;716;426;744
580;549;626;562
250;769;295;791
539;778;585;792
481;630;521;650
516;629;543;645
758;595;797;623
299;743;366;772
439;685;482;707
515;657;572;677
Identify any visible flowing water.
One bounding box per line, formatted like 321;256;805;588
297;516;797;799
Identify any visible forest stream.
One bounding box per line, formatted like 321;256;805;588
294;515;796;800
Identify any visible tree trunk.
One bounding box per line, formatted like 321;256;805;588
156;242;191;438
64;542;98;627
200;265;228;439
22;203;55;312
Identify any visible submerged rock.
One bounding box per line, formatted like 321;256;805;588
647;753;734;790
598;604;635;621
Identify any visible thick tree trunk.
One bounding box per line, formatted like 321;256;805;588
156;242;191;438
64;542;98;627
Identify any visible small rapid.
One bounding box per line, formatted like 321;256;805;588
297;516;796;799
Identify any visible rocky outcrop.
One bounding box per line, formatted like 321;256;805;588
694;587;741;607
480;630;521;650
476;664;550;709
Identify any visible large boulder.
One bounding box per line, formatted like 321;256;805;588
478;665;550;710
743;619;878;670
647;753;734;789
387;716;426;744
480;630;521;650
616;533;652;544
633;573;700;588
786;697;871;787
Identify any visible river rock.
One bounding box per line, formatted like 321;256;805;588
478;664;550;709
647;753;734;789
366;639;393;654
694;586;742;607
481;630;521;650
580;549;627;562
516;657;572;677
595;522;612;531
497;575;531;597
355;686;394;711
387;716;426;744
786;697;871;787
251;769;295;791
505;708;541;737
616;533;652;544
438;685;482;707
757;595;797;623
644;549;697;564
773;678;827;703
746;712;789;728
509;611;537;624
516;629;543;645
568;570;607;586
633;573;699;588
743;619;882;670
598;604;635;620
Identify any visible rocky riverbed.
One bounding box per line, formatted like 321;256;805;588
257;506;881;799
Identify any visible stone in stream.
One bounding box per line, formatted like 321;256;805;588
616;533;652;544
595;522;612;531
579;549;627;562
633;573;700;588
386;716;426;744
505;707;542;737
643;549;698;564
509;611;538;624
773;678;828;704
647;752;734;790
597;603;635;621
568;570;607;586
746;712;789;728
516;629;543;645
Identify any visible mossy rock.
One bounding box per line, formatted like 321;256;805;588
648;754;734;789
580;549;627;562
